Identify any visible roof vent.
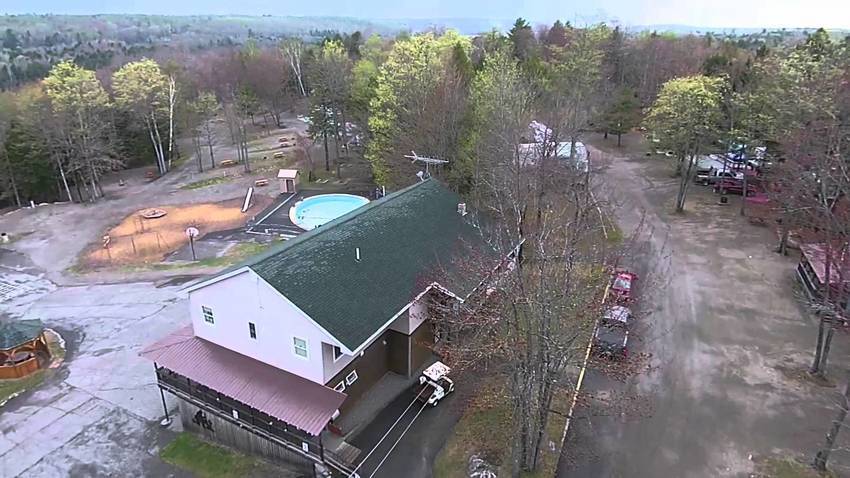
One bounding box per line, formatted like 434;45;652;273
355;247;361;262
457;203;467;216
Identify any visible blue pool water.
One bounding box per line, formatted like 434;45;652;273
290;194;369;230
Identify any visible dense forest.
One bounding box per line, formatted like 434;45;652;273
0;15;847;207
0;14;392;91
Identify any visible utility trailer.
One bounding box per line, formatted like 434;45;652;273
416;361;454;406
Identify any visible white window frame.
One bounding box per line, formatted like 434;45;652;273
248;322;257;339
333;345;344;362
293;336;309;359
333;381;345;392
345;370;358;386
202;306;215;325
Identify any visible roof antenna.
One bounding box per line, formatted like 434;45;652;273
405;151;448;180
355;247;361;262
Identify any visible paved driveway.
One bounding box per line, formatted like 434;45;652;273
0;260;191;477
558;145;850;476
350;385;464;478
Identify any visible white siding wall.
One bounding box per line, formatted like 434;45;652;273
189;269;332;384
388;297;429;335
408;299;429;333
321;342;358;384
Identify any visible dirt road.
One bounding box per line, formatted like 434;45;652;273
558;140;850;477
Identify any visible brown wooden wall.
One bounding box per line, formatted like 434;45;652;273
326;331;390;415
386;329;411;376
177;397;314;473
0;356;39;379
411;320;435;373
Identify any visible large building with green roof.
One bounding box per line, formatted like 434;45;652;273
142;179;505;471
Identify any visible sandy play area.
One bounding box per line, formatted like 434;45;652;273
81;195;272;269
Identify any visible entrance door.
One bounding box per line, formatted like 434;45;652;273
285;179;295;193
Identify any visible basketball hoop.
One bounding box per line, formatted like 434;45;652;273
186;227;200;261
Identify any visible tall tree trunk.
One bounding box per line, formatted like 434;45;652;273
193;134;204;173
56;157;72;203
811;316;827;374
241;122;251;173
88;160;100;201
207;134;216;169
812;240;834;375
152;114;167;174
226;116;237;145
167;76;176;170
776;215;790;255
146;117;166;175
820;327;835;376
73;171;84;203
530;375;555;470
2;151;21;207
323;132;330;172
814;370;850;471
676;155;695;212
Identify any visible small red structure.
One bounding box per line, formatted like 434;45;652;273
797;243;850;310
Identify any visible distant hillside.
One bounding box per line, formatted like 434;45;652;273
631;24;850;36
2;13;847;91
376;17;515;36
0;14;396;90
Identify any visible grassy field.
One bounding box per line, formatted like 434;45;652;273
160;433;262;478
433;381;512;478
0;370;47;407
116;241;274;273
754;457;836;478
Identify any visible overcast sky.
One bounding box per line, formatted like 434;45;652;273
3;0;849;29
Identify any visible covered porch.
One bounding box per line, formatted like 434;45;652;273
140;327;355;476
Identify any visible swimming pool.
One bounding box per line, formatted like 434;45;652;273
289;194;370;230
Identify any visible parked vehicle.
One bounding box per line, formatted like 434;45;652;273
416;361;454;406
594;324;629;358
694;156;726;177
696;168;744;186
602;305;633;327
713;179;760;196
611;270;638;302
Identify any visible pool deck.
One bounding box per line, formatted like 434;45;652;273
247;188;372;238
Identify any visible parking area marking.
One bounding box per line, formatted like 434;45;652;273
0;279;24;302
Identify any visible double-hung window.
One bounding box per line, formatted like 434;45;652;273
202;306;214;324
293;337;308;358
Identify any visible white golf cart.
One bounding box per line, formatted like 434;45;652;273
416;361;455;406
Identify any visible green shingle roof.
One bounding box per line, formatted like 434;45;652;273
231;179;487;350
0;319;44;350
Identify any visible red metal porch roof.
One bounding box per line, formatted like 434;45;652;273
140;326;346;436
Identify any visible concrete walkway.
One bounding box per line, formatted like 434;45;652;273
0;260;190;476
